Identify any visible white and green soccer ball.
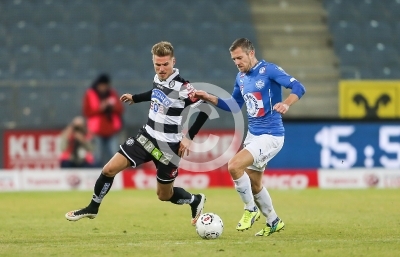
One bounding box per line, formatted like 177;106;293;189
195;213;224;239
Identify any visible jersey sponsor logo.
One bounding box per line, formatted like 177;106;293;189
150;100;164;114
151;89;173;107
259;66;266;74
243;92;265;117
255;79;265;90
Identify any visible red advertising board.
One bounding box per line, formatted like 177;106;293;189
122;169;318;189
263;170;319;189
3;129;241;171
122;168;234;189
3;130;61;169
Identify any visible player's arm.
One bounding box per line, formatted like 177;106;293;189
179;103;212;157
186;103;212;140
120;90;152;105
194;83;244;113
268;64;306;114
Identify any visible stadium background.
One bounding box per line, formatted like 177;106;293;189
0;0;399;191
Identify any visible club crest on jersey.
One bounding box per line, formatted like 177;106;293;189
259;67;266;74
126;138;134;146
243;92;265;117
168;80;175;88
255;79;265;90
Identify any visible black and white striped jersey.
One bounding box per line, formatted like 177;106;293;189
144;69;203;143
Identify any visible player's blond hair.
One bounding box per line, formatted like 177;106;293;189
151;41;174;57
229;38;255;54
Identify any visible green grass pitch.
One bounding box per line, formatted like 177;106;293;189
0;189;399;257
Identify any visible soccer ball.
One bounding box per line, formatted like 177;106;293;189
195;213;224;239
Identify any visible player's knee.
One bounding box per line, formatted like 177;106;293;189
102;163;118;177
157;191;171;201
228;159;242;177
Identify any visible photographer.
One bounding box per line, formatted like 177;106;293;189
82;74;124;166
59;116;95;168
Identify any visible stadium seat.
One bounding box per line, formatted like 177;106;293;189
0;25;8;48
362;21;393;49
98;0;131;25
331;22;362;53
67;1;98;24
106;46;138;79
101;22;132;49
44;46;74;79
47;86;79;126
372;66;400;79
359;66;375;79
338;44;368;67
394;22;400;46
70;22;99;50
14;45;43;72
75;46;107;78
133;23;164;51
326;1;360;28
387;0;400;22
370;44;399;67
340;67;361;79
174;47;202;72
227;23;258;47
16;85;50;127
196;23;225;47
10;21;42;49
15;68;46;80
203;46;235;79
165;23;194;49
33;1;67;25
190;1;220;23
159;1;191;23
42;22;70;49
0;48;11;74
128;0;160;23
0;86;16;125
220;1;252;23
4;0;34;26
358;0;390;23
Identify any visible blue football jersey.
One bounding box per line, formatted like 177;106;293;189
230;60;304;136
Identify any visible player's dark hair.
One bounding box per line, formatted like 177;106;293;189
151;41;174;57
229;38;255;53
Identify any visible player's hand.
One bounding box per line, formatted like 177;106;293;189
120;93;134;105
179;137;192;157
194;90;210;101
74;131;86;142
273;102;289;114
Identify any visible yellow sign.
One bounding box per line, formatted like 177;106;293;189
340;81;400;118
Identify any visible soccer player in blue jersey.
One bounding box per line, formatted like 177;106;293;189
194;38;306;236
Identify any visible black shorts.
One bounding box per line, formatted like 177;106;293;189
118;128;181;184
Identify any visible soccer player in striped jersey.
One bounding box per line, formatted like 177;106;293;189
195;38;306;236
65;42;209;226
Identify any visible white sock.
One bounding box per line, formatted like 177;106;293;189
233;173;256;211
254;187;278;225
